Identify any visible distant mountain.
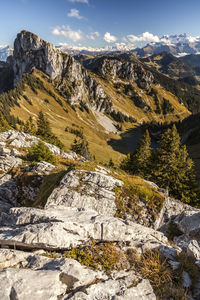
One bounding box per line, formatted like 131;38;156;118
133;34;200;57
0;45;13;61
1;33;200;60
141;52;200;85
56;43;133;57
58;34;200;58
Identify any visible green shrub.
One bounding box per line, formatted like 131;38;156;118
27;140;56;164
64;241;124;274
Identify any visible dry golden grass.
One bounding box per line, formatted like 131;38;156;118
11;69;190;163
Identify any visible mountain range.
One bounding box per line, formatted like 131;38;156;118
1;33;200;60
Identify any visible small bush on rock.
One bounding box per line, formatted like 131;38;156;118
27;140;56;164
64;241;126;274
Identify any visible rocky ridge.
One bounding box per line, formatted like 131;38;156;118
7;31;114;112
0;130;200;298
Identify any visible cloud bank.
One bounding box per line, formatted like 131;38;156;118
104;32;118;43
127;32;160;44
52;26;83;42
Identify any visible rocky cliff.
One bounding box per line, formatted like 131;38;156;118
7;30;113;112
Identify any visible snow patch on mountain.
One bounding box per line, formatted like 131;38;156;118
0;45;13;61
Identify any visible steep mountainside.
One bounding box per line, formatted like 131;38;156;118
2;30;200;163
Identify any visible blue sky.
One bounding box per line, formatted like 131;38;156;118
1;0;200;48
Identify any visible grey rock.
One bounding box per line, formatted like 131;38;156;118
187;240;200;260
0;248;156;300
0;147;11;156
0;155;22;172
159;245;178;260
174;210;200;238
65;278;156;300
93;58;154;91
168;260;180;270
0;206;168;251
0;130;80;160
0;174;19;210
0;268;66;300
155;197;194;231
31;161;55;174
9;31;114;113
182;271;192;288
10;148;22;157
0;249;107;288
45;169;123;217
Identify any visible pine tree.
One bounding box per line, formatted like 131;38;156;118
152;125;198;203
36;111;52;137
121;130;152;177
22;116;36;135
70;138;91;160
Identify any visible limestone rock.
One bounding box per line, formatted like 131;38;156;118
182;271;192;288
0;174;19;211
31;161;55;175
45;169;123;217
0;249;107;288
0;248;156;300
0;130;79;160
9;31;113;113
10;30;68;85
0;206;168;251
65;278;156;300
0;147;11;156
174;209;200;238
0;130;39;148
187;240;200;260
154;197;194;231
0;155;22;172
0;268;66;300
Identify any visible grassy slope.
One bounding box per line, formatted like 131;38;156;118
93;73;190;126
11;69;190;164
11;70;123;164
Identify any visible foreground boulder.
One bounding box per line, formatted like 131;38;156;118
0;248;156;300
0;206;168;251
66;277;156;300
0;268;66;300
45;169;123;216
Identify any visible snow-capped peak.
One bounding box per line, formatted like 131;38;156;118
0;45;13;61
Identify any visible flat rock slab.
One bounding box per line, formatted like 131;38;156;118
65;278;156;300
0;249;107;289
0;268;66;300
0;206;168;250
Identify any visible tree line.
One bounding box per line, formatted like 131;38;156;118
121;125;199;205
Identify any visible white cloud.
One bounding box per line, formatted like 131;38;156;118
67;8;83;19
68;0;88;3
52;26;83;42
104;32;118;43
87;31;99;40
127;32;160;44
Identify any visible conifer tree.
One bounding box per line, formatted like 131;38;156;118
70;137;91;160
121;130;151;177
22;116;36;135
152;125;198;203
36;111;52;137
